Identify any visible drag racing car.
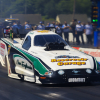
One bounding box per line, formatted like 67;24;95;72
0;30;100;84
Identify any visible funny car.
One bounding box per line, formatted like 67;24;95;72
0;30;100;84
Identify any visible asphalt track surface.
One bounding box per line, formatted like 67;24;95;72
0;65;100;100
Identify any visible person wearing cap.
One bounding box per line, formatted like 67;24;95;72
11;21;18;34
62;21;70;44
46;23;50;27
24;21;31;30
16;21;23;34
24;21;31;34
84;22;93;45
37;21;45;30
75;21;84;45
50;21;55;27
55;22;62;37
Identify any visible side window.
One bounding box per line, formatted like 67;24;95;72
22;36;31;50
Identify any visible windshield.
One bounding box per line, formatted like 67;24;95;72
34;34;67;46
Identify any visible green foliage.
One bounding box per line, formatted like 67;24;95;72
0;0;91;18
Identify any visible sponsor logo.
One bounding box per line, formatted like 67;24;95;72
57;62;86;66
84;50;100;57
16;59;32;70
72;70;80;74
37;30;49;33
55;55;79;58
0;43;5;49
51;58;88;62
51;58;87;66
0;49;4;56
30;32;34;34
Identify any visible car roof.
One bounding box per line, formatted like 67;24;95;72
27;30;57;37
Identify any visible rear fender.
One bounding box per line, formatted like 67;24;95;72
0;40;8;67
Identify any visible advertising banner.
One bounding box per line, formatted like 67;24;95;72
73;47;100;63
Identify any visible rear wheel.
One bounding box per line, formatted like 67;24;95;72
33;66;36;83
8;53;16;73
5;56;8;75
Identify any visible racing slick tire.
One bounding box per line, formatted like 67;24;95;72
8;53;16;74
5;56;8;75
33;65;36;83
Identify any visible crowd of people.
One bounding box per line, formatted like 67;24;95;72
36;20;94;45
1;20;94;45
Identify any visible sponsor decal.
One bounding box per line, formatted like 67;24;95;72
72;70;80;74
8;45;11;55
0;43;5;49
37;30;49;33
16;59;32;70
72;47;80;50
55;55;79;58
57;62;86;66
29;32;34;34
73;47;100;57
51;58;87;66
51;58;88;62
0;49;4;56
84;50;100;57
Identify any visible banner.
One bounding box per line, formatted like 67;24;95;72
73;47;100;63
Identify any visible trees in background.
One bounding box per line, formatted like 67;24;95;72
0;0;91;19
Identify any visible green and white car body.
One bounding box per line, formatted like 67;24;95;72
0;30;100;84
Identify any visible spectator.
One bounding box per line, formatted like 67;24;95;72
75;21;84;45
24;21;31;34
16;21;23;34
12;21;17;34
45;23;50;30
50;21;55;27
62;21;70;44
27;21;32;29
37;21;45;30
16;21;22;29
46;23;50;27
70;21;76;43
55;22;62;37
84;22;93;45
24;21;31;30
81;22;85;34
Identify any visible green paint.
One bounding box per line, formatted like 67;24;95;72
2;38;48;75
13;54;24;59
29;32;34;34
95;58;99;70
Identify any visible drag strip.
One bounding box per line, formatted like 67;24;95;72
0;65;100;100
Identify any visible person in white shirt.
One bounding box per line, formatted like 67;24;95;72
84;22;93;45
75;21;84;45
